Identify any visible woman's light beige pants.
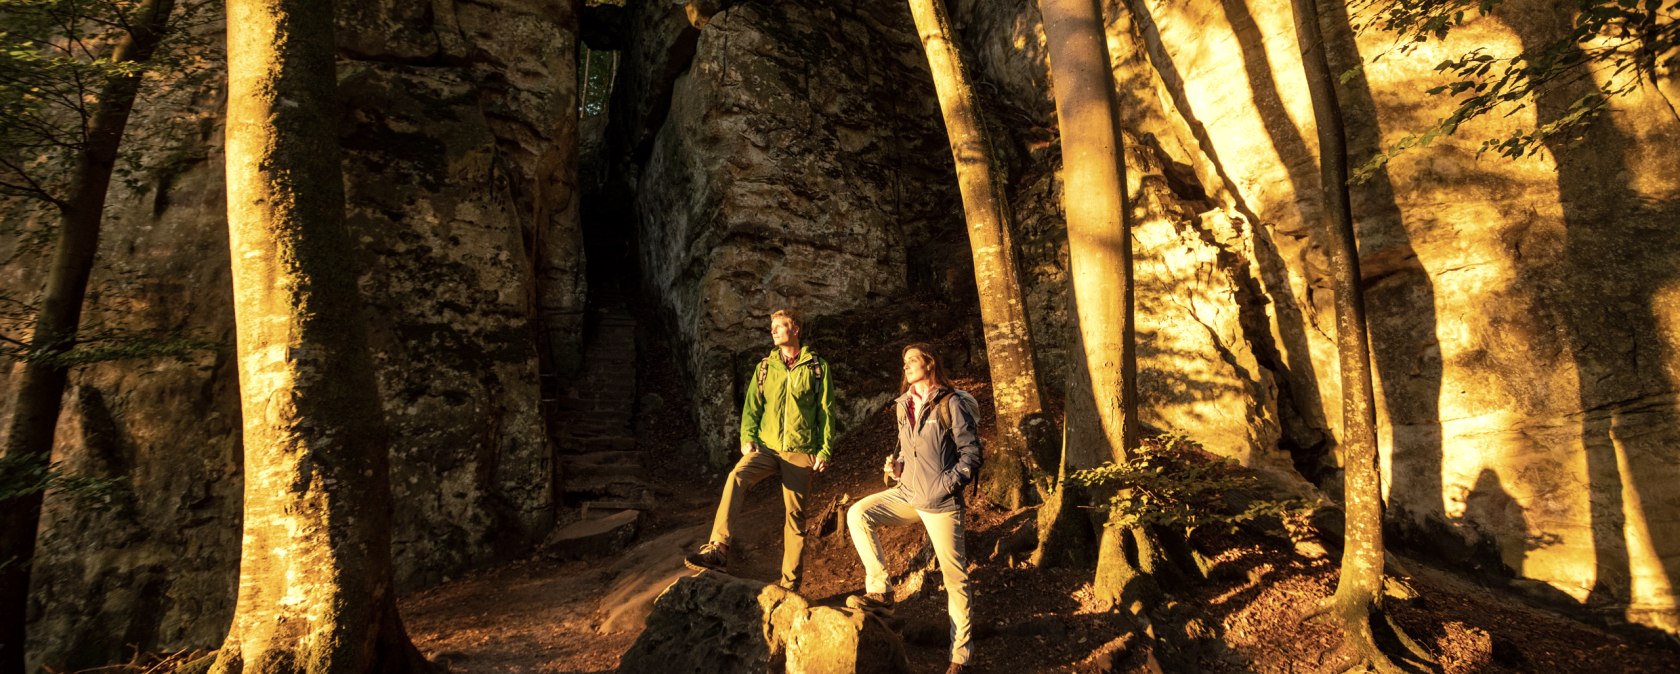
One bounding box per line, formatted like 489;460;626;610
847;488;972;665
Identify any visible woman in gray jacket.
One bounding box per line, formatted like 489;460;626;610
846;343;982;674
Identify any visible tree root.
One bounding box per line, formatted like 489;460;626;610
1302;595;1435;674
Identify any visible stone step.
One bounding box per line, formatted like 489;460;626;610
562;450;642;466
563;462;643;483
562;481;651;502
571;435;636;452
544;509;640;560
580;495;655;518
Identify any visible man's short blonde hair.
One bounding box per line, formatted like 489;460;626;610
770;308;802;329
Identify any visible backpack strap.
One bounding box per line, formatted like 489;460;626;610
756;359;770;402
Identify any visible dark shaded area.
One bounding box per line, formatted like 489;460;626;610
1499;0;1680;630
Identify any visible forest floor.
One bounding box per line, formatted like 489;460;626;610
392;302;1680;674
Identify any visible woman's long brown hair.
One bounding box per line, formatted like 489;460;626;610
899;342;947;394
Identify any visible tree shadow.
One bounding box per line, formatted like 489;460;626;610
1314;0;1447;546
1502;0;1680;632
1125;0;1335;481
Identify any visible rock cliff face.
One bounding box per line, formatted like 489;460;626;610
961;0;1680;632
8;1;584;668
616;0;965;461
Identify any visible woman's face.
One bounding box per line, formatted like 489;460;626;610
903;349;930;386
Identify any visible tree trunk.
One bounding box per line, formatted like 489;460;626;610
905;0;1045;510
1029;0;1142;595
211;0;431;671
1289;0;1423;670
0;2;177;671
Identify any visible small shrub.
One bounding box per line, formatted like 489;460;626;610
1069;434;1307;533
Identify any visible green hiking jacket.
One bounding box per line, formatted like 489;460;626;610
740;347;836;461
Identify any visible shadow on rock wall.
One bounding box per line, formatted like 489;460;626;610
1126;0;1335;479
1508;2;1680;632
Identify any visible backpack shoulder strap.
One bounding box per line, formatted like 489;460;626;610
756;358;770;400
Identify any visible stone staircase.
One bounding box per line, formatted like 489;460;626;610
545;302;651;556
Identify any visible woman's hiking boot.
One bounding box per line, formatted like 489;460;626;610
683;541;729;572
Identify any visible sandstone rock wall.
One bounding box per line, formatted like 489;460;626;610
950;0;1302;475
8;1;584;668
955;0;1680;632
620;0;965;462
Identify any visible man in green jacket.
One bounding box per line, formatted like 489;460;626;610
685;308;835;590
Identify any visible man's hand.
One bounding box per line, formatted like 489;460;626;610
742;441;759;455
813;457;828;472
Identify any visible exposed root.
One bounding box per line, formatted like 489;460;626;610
1381;609;1435;663
1303;595;1435;674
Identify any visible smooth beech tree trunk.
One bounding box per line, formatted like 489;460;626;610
212;0;430;671
0;1;176;670
1029;0;1145;601
906;0;1045;510
1289;0;1421;670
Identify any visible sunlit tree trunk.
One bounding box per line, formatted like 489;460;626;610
0;1;177;670
906;0;1045;510
1028;0;1146;603
211;0;431;671
1289;0;1424;670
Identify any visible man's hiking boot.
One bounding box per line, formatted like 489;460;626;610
944;663;965;674
775;578;801;593
844;591;895;617
683;541;729;572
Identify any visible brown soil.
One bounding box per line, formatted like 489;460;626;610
399;302;1680;674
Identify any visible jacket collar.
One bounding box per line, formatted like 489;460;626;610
767;346;816;368
896;384;950;406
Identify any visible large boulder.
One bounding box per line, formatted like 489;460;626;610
618;572;908;674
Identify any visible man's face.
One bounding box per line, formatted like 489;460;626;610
903;349;929;385
770;316;798;347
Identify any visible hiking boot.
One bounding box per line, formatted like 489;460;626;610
944;663;965;674
775;578;801;593
683;541;729;572
844;591;895;617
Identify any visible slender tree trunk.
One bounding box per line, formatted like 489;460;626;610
211;0;431;671
0;1;176;670
1029;0;1143;596
1289;0;1423;670
905;0;1045;510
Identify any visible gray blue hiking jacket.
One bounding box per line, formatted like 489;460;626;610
893;386;984;513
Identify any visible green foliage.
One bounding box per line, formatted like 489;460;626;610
1070;434;1308;533
0;0;217;205
1348;0;1677;182
0;324;214;367
579;43;616;118
0;452;128;511
0;452;128;571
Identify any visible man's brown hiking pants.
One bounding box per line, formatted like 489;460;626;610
708;448;814;587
